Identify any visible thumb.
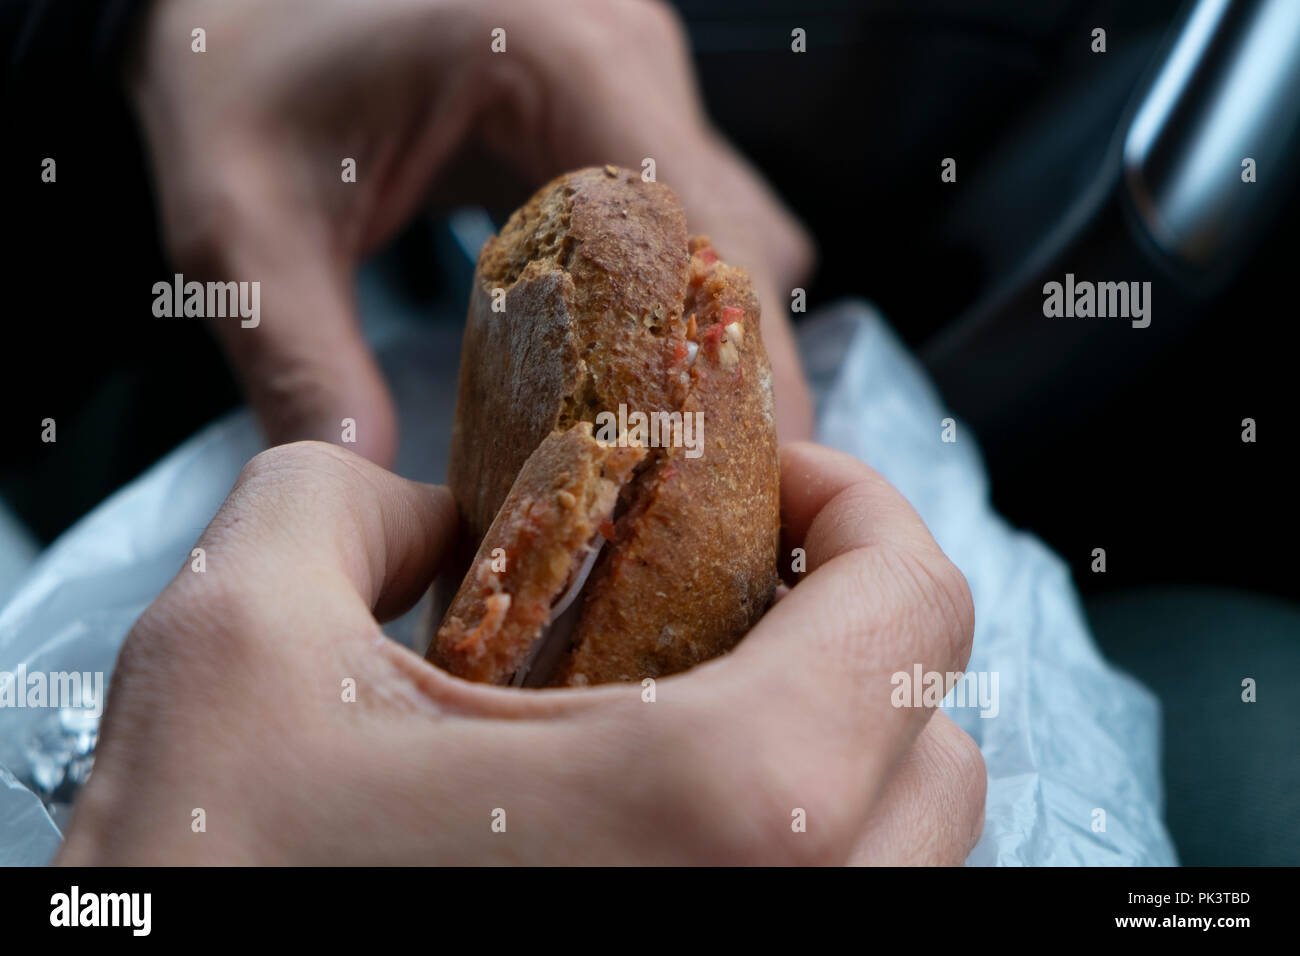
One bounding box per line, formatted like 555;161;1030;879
210;441;457;624
197;212;398;467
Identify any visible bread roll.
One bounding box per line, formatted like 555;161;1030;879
428;166;779;686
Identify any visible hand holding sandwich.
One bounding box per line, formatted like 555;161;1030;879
57;441;983;865
130;0;816;463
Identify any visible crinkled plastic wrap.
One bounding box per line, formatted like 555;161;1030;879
804;303;1176;865
0;298;1175;866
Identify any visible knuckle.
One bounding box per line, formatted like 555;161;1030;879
243;359;357;447
162;173;256;273
889;545;976;672
236;440;353;490
946;565;977;660
219;442;366;561
930;717;988;858
951;731;988;853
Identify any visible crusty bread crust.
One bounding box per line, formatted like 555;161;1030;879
448;167;691;543
432;423;644;684
555;244;779;684
432;167;779;686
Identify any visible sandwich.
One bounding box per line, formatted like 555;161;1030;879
427;165;779;687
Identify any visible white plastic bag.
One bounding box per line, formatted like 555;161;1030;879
0;297;1175;865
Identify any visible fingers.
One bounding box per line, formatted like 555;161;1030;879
199;442;456;623
758;440;974;740
650;442;974;860
777;442;937;575
751;278;815;443
202;215;398;467
156;158;399;467
848;711;987;865
62;444;456;865
214;266;397;468
770;348;815;443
